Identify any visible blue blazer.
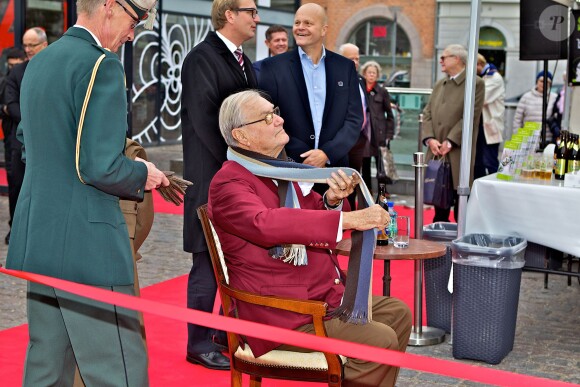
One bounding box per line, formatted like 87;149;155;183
259;49;362;167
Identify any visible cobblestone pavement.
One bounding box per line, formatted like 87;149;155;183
1;145;579;386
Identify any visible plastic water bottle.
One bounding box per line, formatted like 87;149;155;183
387;201;397;243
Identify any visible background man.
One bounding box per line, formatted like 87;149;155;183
259;3;362;194
5;1;168;385
0;47;26;244
339;43;395;204
209;89;411;387
252;24;288;79
474;53;504;179
180;0;259;371
422;44;484;222
2;28;48;245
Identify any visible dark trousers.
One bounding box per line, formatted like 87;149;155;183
433;190;459;223
348;135;373;209
474;121;500;180
187;250;221;354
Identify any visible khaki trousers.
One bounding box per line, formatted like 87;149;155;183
278;296;412;387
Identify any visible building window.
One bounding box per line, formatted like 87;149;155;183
348;18;411;85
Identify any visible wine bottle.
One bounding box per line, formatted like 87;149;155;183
375;184;389;245
567;134;580;173
555;131;567;180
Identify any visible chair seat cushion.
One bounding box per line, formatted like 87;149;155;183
234;344;346;371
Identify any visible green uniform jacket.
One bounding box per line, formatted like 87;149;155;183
6;27;147;286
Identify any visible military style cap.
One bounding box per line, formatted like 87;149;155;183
125;0;157;30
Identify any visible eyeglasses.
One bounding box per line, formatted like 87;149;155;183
234;7;259;19
116;1;141;29
440;55;455;62
23;42;43;49
240;107;280;127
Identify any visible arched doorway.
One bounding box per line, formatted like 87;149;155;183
347;17;412;86
479;26;507;76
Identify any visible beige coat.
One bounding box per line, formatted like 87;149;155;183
422;71;485;188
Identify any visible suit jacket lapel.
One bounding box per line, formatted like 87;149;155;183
322;51;336;126
289;49;314;126
206;32;249;86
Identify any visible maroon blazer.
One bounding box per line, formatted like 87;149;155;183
208;160;348;356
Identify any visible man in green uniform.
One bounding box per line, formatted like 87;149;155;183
5;0;168;385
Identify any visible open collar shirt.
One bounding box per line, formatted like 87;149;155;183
299;46;327;149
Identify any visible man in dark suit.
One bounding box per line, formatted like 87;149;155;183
259;3;362;179
3;28;48;245
252;24;288;80
208;90;411;387
180;0;259;370
0;47;26;244
6;1;167;384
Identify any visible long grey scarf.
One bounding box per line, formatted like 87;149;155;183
227;147;377;324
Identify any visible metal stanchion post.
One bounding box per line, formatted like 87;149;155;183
409;152;445;346
417;114;424;152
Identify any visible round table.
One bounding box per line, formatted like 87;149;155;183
335;238;447;346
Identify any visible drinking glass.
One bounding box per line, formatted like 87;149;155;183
394;216;410;248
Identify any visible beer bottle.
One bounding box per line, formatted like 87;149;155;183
567;134;580;173
376;184;389;245
554;131;567;180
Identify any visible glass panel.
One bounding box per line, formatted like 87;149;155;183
130;13;215;145
25;0;66;43
383;88;432;178
349;18;411;85
260;0;295;12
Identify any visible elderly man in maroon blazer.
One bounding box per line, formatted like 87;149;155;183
208;90;411;387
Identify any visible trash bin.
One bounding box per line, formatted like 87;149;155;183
451;234;527;365
423;222;457;333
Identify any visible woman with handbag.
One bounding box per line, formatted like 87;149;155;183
361;61;397;195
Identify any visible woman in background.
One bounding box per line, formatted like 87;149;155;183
361;60;395;195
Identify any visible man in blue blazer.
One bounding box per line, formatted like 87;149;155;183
259;3;362;173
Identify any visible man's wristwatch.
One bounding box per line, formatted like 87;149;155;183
323;192;342;209
445;140;452;149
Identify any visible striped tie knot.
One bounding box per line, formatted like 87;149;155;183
234;48;245;71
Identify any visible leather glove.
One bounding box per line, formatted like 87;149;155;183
156;171;193;205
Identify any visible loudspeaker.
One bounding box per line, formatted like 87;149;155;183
520;0;568;61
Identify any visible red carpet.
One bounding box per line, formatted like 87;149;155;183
0;188;446;385
0;259;426;386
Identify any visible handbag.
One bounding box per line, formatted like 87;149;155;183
423;156;453;209
376;145;399;184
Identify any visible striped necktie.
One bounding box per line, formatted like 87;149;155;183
234;48;245;72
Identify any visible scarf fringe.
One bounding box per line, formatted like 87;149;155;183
268;245;308;266
328;305;369;325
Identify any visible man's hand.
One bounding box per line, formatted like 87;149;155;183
325;169;359;206
135;157;170;191
342;204;390;231
300;149;329;167
439;140;452;156
427;138;442;156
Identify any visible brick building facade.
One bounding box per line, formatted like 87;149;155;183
303;0;437;88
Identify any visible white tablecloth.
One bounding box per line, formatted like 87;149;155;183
465;174;580;257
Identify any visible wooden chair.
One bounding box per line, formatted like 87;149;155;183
197;204;344;387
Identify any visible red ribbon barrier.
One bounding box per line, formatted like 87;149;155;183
0;267;575;387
